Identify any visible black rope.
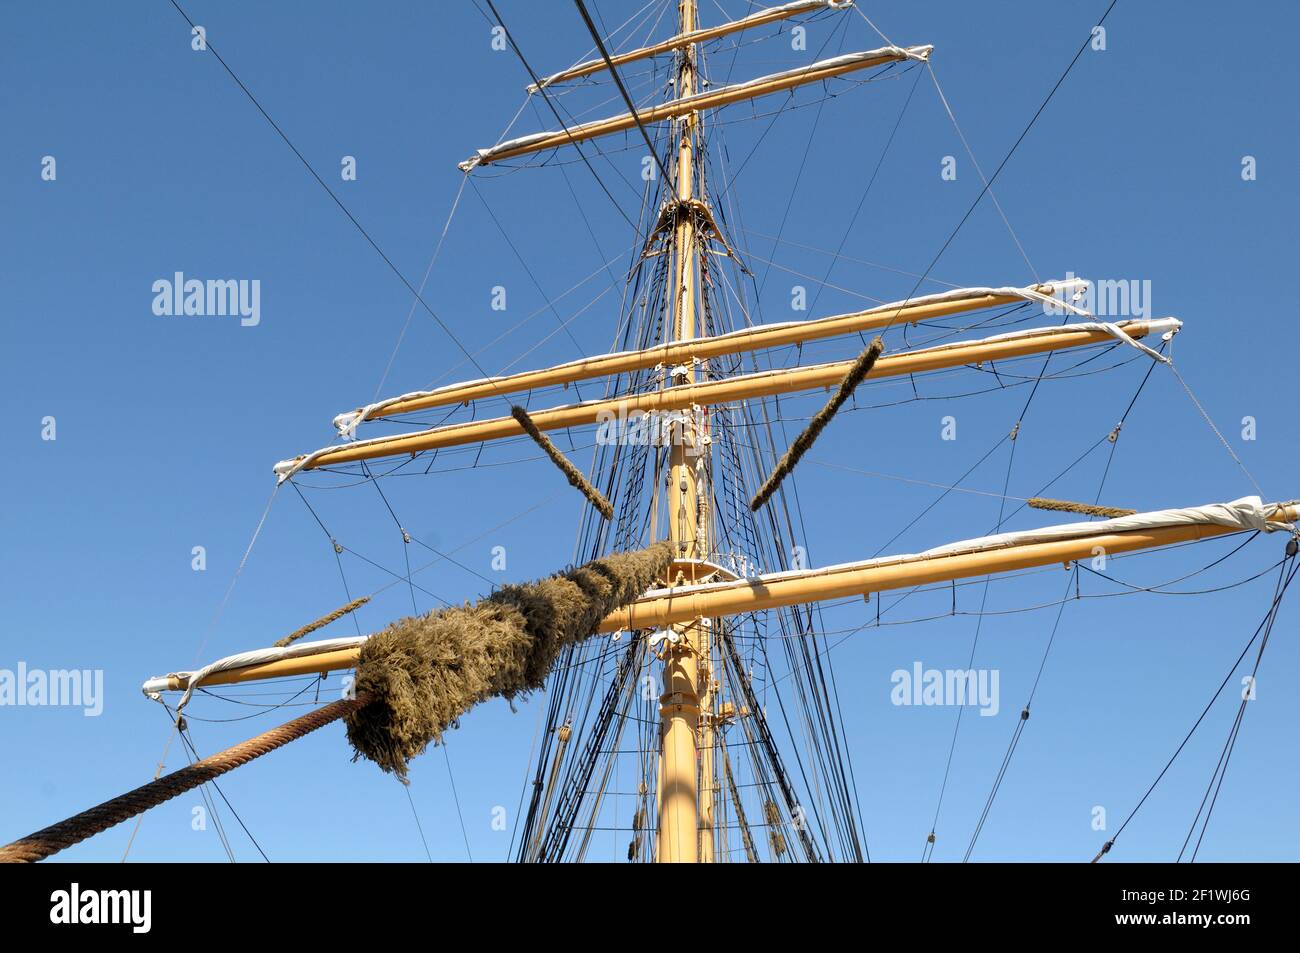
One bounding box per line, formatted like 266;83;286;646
476;0;641;229
572;0;673;184
1093;549;1298;862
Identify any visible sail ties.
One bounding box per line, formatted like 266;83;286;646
511;406;615;520
750;336;884;511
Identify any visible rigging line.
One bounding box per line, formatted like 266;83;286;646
1182;552;1294;861
493;85;539;149
700;1;848;207
556;157;632;315
175;720;272;862
476;0;641;229
120;725;179;862
550;0;667;77
850;4;897;48
287;481;367;631
296;474;525;601
192;675;328;715
332;549;364;635
441;744;475;862
372;173;471;402
164;0;499;390
926;63;1039;283
338;543;451;607
806;62;924;318
359;460;420;614
403;782;434;863
877;0;1122;337
468;177;591;397
423;245;632;390
1185;560;1296;863
872;432;1010;559
1178;714;1241;862
754;11;851;300
1094;348;1161;503
573;0;674;184
736;228;964;289
1167;361;1266;498
1092;555;1299;862
181;739;237;862
507;689;550;860
738;374;848;854
407;536;498;587
924;437;1018;858
159;705;236;862
192;483;281;666
1076;533;1262;595
810;459;1028;502
723;258;871;857
123;481;281;861
745;252;914;304
730;260;874;861
962;569;1074;862
759;540;1274;697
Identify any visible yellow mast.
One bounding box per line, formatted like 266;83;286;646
658;0;709;864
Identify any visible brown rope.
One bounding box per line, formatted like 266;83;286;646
751;336;884;511
274;595;370;647
1028;497;1136;519
0;694;370;863
511;405;614;519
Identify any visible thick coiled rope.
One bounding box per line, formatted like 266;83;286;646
0;694;369;863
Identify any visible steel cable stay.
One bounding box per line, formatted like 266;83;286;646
1091;549;1299;863
511;5;881;858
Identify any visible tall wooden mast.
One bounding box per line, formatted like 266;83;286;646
657;0;711;864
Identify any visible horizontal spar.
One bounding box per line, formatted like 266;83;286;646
530;1;854;90
333;280;1086;436
276;318;1179;479
600;498;1300;631
462;44;932;169
141;496;1297;694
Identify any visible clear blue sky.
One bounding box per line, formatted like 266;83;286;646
2;0;1297;862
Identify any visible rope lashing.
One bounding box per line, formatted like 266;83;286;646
0;694;370;863
1028;497;1137;519
750;336;884;511
274;596;370;647
511;405;614;520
